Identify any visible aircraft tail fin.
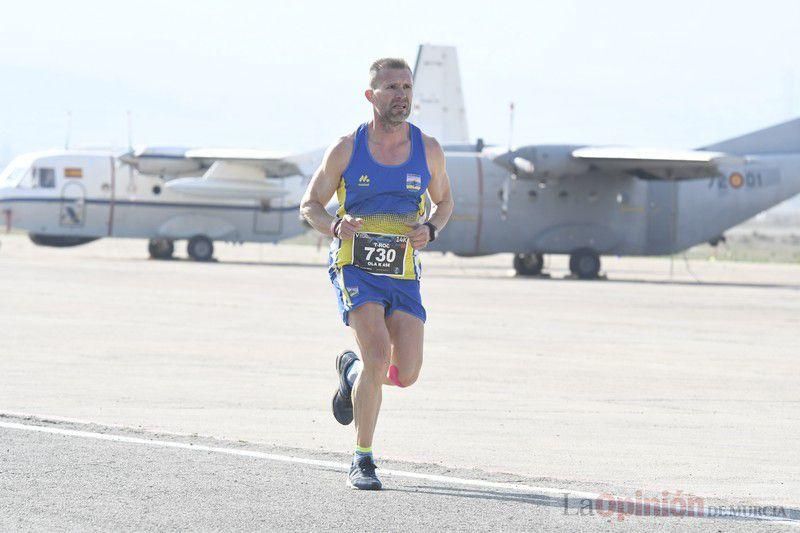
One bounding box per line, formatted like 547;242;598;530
411;44;469;143
701;117;800;155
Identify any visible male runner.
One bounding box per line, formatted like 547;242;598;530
300;57;453;490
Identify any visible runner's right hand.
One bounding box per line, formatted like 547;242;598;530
337;215;363;240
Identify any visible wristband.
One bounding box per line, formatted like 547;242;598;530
330;217;343;238
424;222;438;242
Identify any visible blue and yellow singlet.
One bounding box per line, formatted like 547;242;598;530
329;122;431;280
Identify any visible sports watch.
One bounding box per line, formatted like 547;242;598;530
330;217;343;238
423;222;438;243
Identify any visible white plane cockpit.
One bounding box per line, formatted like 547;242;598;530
0;154;35;189
0;151;116;245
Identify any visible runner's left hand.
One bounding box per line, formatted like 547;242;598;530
405;223;430;250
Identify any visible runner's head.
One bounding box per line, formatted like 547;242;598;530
366;57;412;126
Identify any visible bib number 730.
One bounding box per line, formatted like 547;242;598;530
365;246;396;263
352;232;407;276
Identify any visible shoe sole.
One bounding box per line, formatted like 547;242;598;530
332;351;357;426
347;478;382;490
331;389;353;425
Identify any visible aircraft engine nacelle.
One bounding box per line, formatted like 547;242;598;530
493;145;587;180
134;158;202;177
120;146;203;177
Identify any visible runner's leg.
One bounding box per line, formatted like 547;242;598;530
385;310;424;387
348;302;391;448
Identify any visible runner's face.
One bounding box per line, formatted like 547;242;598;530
369;68;413;125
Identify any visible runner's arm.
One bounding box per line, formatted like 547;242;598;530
425;137;454;232
406;136;454;249
300;137;361;238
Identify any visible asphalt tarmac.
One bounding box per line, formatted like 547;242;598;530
1;417;796;531
1;234;798;530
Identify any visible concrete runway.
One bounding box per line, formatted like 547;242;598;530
1;234;798;529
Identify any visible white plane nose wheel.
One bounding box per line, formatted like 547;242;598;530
148;238;174;260
513;252;545;276
569;248;601;279
187;235;214;262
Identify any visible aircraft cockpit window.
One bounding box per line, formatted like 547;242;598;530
32;168;56;188
0;166;31;188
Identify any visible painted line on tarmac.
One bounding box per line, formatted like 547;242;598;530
1;419;797;525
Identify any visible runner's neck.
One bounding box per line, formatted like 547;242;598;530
369;119;408;146
367;120;411;166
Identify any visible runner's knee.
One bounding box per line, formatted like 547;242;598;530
400;367;420;387
361;345;391;375
389;364;420;387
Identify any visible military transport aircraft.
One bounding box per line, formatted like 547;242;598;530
428;118;800;278
415;45;800;278
1;45;798;277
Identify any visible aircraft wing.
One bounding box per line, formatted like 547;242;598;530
571;146;742;180
121;146;324;200
184;149;303;179
121;146;323;180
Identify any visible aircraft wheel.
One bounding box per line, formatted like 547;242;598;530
513;253;544;276
148;238;174;260
569;248;601;279
187;235;214;261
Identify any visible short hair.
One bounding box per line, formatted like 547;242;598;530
369;57;412;89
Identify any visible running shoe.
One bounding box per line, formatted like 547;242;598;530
348;455;382;490
332;350;359;425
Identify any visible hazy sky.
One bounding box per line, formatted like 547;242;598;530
1;0;798;164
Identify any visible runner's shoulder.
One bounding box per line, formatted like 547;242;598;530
419;131;445;168
324;133;356;174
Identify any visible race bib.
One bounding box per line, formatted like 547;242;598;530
352;232;408;276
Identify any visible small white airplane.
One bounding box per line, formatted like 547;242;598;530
0;146;323;260
0;45;456;261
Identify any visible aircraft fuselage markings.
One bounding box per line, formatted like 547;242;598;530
708;170;774;191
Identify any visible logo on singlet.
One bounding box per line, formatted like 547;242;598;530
406;173;421;191
358;175;370;187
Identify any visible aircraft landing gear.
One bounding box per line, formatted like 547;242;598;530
513;253;545;276
187;235;214;262
569;248;601;279
148;238;174;260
